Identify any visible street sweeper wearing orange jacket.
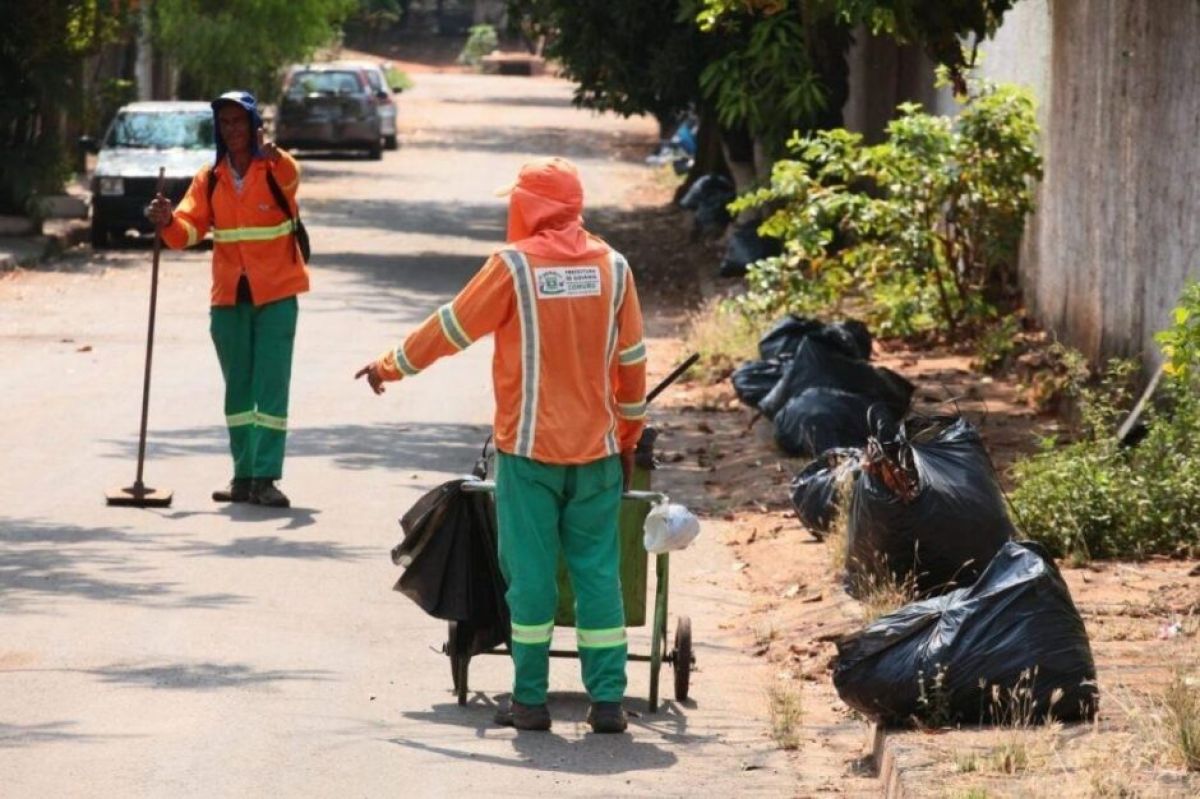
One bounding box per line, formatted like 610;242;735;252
371;159;647;465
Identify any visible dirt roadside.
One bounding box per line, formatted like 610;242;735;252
609;175;1200;797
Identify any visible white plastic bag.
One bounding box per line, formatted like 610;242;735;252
642;501;701;554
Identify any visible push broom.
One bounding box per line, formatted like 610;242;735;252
107;167;173;507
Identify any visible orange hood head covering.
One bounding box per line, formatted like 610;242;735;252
500;157;609;260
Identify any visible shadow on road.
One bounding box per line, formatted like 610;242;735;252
389;693;684;775
85;660;332;691
305;198;505;243
0;517;253;614
101;421;489;474
168;534;370;561
0;720;127;749
403;125;651;163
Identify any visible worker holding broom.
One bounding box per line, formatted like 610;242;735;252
147;91;307;508
356;157;647;733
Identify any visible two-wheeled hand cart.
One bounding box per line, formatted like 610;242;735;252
445;355;700;713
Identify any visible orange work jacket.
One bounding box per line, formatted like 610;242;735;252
161;152;309;307
377;245;647;464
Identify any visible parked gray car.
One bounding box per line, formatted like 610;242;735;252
82;102;214;248
275;66;383;159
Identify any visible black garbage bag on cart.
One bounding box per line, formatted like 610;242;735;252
774;388;879;457
731;359;785;408
846;417;1013;596
833;541;1099;726
759;338;913;421
790;448;862;538
391;478;509;656
759;315;873;363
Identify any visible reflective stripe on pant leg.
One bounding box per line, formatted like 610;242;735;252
210;304;255;479
560;455;627;703
250;297;297;480
496;452;565;706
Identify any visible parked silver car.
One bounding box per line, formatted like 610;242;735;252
82;102;214;248
275;65;383;159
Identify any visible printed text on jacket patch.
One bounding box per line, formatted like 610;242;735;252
535;266;602;299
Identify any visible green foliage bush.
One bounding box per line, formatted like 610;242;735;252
1010;288;1200;562
732;79;1041;338
458;24;499;67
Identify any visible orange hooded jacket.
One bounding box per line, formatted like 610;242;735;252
161;152;309;307
374;157;647;464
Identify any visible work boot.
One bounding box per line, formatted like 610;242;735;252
212;478;251;503
494;700;551;731
586;702;628;734
249;479;290;508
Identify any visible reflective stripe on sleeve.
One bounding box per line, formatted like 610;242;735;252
618;400;647;420
499;250;539;458
437;303;473;351
212;219;295;244
226;411;255;428
576;626;627;649
618;341;646;365
177;217;199;247
511;620;554;646
394;344;420;377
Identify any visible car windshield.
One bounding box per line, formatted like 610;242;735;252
288;71;363;96
105;111;214;150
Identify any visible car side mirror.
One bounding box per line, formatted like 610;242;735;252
78;135;99;154
376;90;389;101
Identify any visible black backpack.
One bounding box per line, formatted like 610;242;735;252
207;165;311;262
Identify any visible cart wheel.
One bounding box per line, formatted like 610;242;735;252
673;616;693;702
447;622;470;706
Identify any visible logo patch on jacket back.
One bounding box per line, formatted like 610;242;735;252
535;266;601;299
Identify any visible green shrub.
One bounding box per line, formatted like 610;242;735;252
457;24;498;67
731;78;1041;338
1010;286;1200;561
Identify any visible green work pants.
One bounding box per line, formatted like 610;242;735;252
209;296;298;480
495;452;627;706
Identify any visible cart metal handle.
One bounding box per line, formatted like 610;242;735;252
459;479;667;505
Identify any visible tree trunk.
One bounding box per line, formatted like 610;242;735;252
673;105;729;204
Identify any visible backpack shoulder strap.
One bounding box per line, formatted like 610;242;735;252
206;166;218;223
264;170;294;221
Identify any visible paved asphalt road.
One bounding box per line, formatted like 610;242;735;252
0;73;793;797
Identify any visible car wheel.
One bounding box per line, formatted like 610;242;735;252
367;140;383;160
90;220;110;249
384;135;398;151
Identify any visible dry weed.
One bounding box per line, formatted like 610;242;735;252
683;297;763;383
767;679;804;750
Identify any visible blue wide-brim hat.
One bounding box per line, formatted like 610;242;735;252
211;90;264;165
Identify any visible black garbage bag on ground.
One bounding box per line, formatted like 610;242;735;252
732;359;785;408
719;221;782;278
846;417;1013;596
759;315;872;362
833;541;1099;726
774;388;880;457
391;477;509;655
679;174;735;235
759;338;913;421
791;448;862;538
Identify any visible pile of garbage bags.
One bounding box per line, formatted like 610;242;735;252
833;541;1099;726
731;314;913;458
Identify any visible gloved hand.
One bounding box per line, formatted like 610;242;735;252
620;449;635;490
